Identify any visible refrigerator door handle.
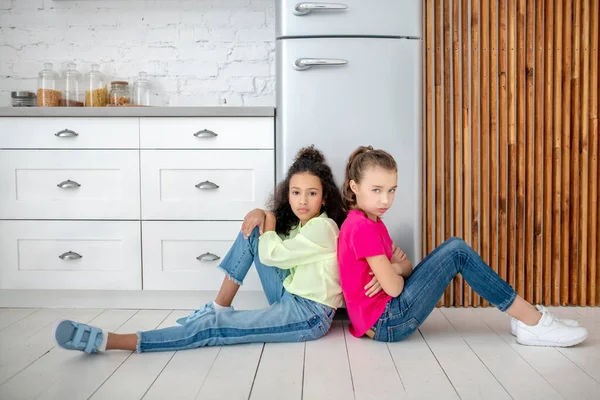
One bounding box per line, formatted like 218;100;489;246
293;2;348;16
294;58;349;70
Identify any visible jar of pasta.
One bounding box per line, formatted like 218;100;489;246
84;64;108;107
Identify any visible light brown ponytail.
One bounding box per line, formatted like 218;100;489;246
342;145;397;213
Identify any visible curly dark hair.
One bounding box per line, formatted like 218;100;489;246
268;146;346;236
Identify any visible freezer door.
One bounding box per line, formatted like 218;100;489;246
276;37;422;262
276;0;422;38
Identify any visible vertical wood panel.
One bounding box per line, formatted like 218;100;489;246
424;0;599;307
552;0;563;306
590;0;599;306
516;0;526;297
573;0;584;306
452;0;462;306
480;0;491;307
525;0;535;303
543;0;554;305
533;0;544;305
444;0;454;307
470;0;481;307
561;0;572;306
489;0;499;309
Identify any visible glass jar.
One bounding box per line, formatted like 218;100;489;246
84;64;108;107
37;62;62;107
62;62;84;107
108;81;131;106
132;71;152;106
11;91;36;107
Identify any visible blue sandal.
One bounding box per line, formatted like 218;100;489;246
54;320;104;353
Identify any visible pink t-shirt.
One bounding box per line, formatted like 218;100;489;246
338;209;393;338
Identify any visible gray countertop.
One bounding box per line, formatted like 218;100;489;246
0;106;275;117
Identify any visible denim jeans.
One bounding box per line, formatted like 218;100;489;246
137;228;335;353
371;236;517;342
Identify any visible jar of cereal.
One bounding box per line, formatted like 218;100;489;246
108;81;130;106
37;62;62;107
84;64;108;107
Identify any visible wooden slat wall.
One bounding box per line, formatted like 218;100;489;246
423;0;600;306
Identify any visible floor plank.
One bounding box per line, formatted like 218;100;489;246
474;307;600;399
0;309;38;331
302;322;354;400
387;328;459;399
35;310;170;400
89;310;177;400
343;321;407;400
441;307;563;399
142;310;221;400
0;308;104;388
419;309;511;399
0;309;135;400
555;316;600;384
0;309;71;351
193;342;264;400
249;342;304;400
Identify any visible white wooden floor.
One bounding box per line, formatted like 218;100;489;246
0;306;598;400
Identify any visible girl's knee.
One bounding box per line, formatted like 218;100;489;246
444;236;467;250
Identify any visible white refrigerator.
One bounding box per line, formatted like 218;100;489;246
276;1;423;262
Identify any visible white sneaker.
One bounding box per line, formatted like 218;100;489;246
516;308;588;347
510;305;580;336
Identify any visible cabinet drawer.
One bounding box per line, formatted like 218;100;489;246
142;221;262;291
0;118;139;149
139;117;273;149
0;221;142;290
0;150;140;220
140;150;274;220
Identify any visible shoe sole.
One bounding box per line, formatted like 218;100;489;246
517;333;588;347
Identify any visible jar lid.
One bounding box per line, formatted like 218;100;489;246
11;91;36;98
111;80;129;86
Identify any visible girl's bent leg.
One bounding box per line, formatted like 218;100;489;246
396;237;518;327
216;227;288;307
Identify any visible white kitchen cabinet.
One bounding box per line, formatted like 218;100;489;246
140;117;273;149
140;150;274;220
141;221;262;291
0;149;140;220
0;117;139;149
0;113;275;299
0;220;142;290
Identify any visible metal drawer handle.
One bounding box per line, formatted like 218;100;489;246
293;2;348;15
195;180;219;190
55;129;79;138
57;179;81;189
196;252;220;262
59;251;82;261
294;58;349;70
193;129;218;139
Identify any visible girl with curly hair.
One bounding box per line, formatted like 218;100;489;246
52;146;347;353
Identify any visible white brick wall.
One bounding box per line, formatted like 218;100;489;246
0;0;275;107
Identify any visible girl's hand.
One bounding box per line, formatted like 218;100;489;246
241;208;266;238
391;246;407;264
365;272;383;297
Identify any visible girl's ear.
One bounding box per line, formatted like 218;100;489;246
349;180;359;195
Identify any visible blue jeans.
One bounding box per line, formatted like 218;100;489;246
137;228;335;352
371;237;517;342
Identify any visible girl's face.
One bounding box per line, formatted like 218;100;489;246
288;172;325;226
350;166;398;221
